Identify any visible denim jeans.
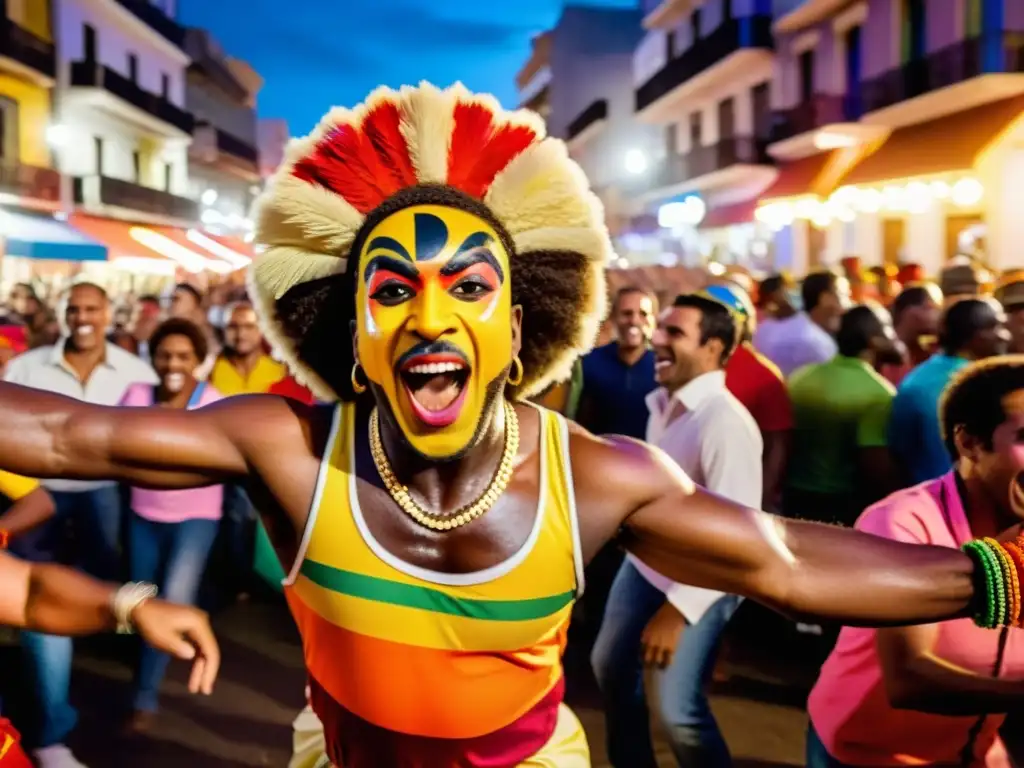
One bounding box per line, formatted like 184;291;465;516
806;722;860;768
591;561;740;768
129;515;218;713
12;486;123;747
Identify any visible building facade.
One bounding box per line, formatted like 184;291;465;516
185;27;261;238
53;0;197;226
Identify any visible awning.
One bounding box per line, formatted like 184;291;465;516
838;95;1024;187
759;152;838;202
69;214;231;275
181;229;253;270
698;199;757;230
0;210;107;262
147;227;244;273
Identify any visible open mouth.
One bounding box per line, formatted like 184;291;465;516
654;350;674;376
399;354;471;428
1011;473;1024;518
73;324;95;337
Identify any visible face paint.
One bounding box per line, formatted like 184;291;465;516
355;204;513;459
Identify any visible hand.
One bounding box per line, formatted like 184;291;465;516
131;600;220;695
641;601;685;669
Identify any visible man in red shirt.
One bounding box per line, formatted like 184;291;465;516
702;283;793;511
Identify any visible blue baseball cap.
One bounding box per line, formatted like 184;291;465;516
697;283;753;318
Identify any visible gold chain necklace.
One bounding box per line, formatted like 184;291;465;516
368;401;520;531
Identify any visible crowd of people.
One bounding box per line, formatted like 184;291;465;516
1;79;1024;768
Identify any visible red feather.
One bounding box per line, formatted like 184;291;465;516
447;102;537;198
361;101;417;195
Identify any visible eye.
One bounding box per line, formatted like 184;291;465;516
370;281;415;305
450;277;494;300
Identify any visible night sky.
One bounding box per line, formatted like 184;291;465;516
177;0;636;136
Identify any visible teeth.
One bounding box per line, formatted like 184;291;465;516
75;325;95;335
406;362;466;375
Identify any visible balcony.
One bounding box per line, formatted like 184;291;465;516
0;17;56;82
859;33;1024;128
0;163;60;204
73;175;199;222
566;99;608;143
216;129;258;164
626;137;772;200
70;61;194;136
769;94;861;144
636;16;773;119
191;123;260;179
113;0;185;49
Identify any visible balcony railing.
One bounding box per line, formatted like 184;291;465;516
113;0;185;48
215;128;259;164
860;33;1024;114
636;16;773;112
70;61;194;134
567;99;608;141
0;163;60;202
73;175;199;221
0;18;56;78
628;137;770;194
769;93;863;143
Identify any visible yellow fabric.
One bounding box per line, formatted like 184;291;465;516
519;704;590;767
0;471;39;502
209;355;287;395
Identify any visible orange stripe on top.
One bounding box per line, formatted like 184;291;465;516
287;591;567;739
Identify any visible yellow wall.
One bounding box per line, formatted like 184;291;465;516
0;75;51;167
13;0;52;42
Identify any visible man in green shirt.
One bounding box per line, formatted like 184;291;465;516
785;304;901;526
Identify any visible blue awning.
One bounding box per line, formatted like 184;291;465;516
0;210;107;262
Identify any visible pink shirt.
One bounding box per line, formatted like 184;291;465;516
808;471;1024;767
119;382;225;524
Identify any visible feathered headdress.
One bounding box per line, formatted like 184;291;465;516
249;82;612;401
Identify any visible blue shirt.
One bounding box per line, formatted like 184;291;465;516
888;354;969;484
578;342;657;439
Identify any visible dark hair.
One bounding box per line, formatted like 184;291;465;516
149;318;209;363
138;294;161;306
273;183;594;399
836;304;888;358
801;270;839;313
174;283;203;305
612;286;657;315
940;356;1024;460
891;284;936;326
939;298;1000;355
757;273;790;306
671;293;740;364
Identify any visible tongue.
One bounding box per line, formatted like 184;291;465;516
412;374;461;412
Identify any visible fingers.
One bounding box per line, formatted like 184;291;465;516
641;638;673;669
183;618;220;695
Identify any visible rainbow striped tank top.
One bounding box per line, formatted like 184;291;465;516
283;402;585;767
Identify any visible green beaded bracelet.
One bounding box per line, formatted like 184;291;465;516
963;540;999;628
977;541;1006;628
984;540;1012;628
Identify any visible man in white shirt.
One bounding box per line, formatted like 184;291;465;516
4;281;155;768
755;270;847;377
592;291;762;768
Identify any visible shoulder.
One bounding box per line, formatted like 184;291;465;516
700;393;763;446
119;382;153;406
855;482;944;545
199;382;227;405
107;345;157;378
859;365;897;399
787;361;822;389
7;346;53;372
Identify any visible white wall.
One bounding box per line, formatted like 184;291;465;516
57;0;189;107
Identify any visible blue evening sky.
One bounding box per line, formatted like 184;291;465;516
177;0;636;136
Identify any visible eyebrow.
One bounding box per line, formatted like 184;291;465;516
366;236;411;262
440;247;505;283
364;255;420;283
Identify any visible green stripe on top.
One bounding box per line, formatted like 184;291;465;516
300;559;574;622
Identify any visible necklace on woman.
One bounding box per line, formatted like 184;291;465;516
368;401;520;531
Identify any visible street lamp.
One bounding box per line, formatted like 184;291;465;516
624;149;648;175
45;125;71;148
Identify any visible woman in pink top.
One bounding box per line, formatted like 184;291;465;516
119;318;224;732
807;357;1024;767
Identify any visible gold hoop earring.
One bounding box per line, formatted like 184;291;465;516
351;363;367;395
508;356;524;387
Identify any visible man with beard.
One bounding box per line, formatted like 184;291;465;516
887;283;943;384
0;84;1014;767
592;291;760;767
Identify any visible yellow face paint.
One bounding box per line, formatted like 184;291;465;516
355;204;513;459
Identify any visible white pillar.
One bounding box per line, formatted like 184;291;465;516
983;148;1024;273
905;204;944;275
852;212;883;266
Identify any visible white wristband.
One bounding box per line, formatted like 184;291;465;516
112;581;158;635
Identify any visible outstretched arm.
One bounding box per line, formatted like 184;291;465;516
0;382;290;489
574;432;975;627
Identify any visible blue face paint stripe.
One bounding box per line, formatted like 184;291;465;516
367;236;411;262
414;213;449;261
455;231;493;254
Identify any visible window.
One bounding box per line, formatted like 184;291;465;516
902;0;926;62
94;137;104;176
666;30;676;60
689;112;701;147
717;97;735;140
799;49;815;102
128;53;138;82
133;150;141;182
965;0;982;38
161;73;170;98
83;24;96;61
752;82;770;140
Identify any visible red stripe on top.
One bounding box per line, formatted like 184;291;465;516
446;102;537;199
309;675;564;768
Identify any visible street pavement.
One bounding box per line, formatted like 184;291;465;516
5;598;819;767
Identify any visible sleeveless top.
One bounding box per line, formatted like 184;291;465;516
283;402;584;768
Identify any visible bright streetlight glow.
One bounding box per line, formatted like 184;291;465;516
201;189;219;206
46;125;71;148
624;149;648;175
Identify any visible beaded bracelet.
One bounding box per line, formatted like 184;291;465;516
962;537;1024;629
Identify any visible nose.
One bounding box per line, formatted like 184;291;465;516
410;282;457;340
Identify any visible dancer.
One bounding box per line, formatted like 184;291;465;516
0;83;1013;767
